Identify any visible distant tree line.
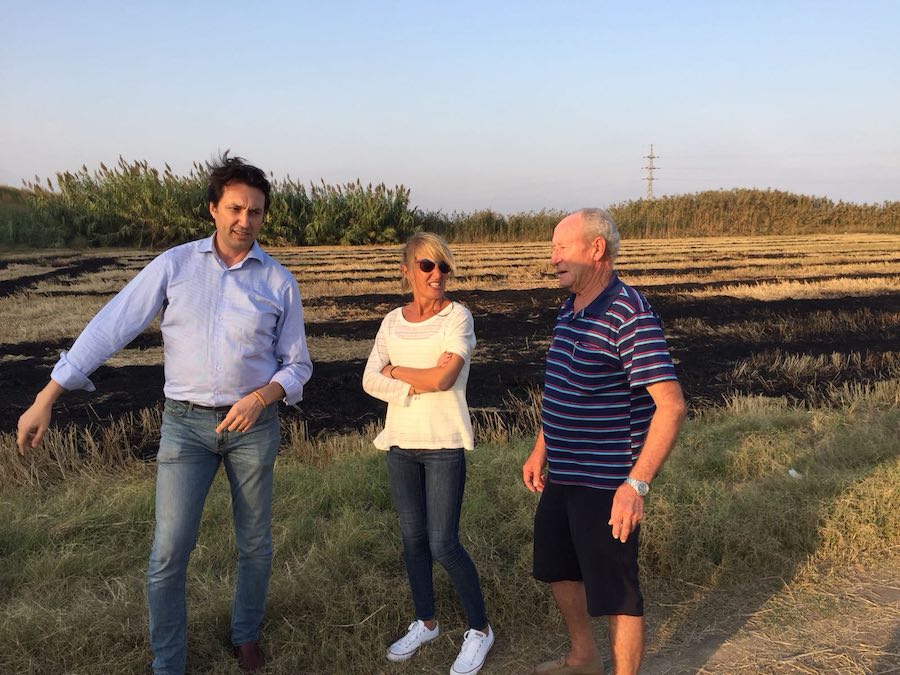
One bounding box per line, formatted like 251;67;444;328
612;189;900;238
0;158;897;248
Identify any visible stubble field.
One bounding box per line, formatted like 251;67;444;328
2;233;898;439
1;233;899;674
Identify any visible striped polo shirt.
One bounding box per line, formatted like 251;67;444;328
541;272;678;490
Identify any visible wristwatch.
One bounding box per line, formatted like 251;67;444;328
624;477;650;496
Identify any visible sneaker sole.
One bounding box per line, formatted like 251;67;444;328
386;633;439;662
450;661;487;675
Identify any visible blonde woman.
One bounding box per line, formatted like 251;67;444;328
362;232;493;675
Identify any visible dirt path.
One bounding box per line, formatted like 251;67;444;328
641;553;900;674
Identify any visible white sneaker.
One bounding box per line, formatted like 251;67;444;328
386;619;440;662
450;624;494;675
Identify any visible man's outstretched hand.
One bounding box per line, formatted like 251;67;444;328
16;380;65;456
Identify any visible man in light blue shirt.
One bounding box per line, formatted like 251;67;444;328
17;153;312;674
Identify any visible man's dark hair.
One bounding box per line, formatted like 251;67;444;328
206;151;271;214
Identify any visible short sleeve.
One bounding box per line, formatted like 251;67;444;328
617;310;677;388
442;305;475;362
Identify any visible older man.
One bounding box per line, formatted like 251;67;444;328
17;154;312;674
522;209;686;675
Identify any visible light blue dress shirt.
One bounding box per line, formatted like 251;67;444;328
51;234;312;407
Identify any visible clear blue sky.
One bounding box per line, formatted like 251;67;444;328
2;1;898;212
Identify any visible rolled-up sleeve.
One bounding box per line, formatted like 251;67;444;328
270;278;313;406
51;254;169;392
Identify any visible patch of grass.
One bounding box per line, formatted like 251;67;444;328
670;307;900;345
0;292;113;344
1;396;897;673
643;400;898;586
306;335;374;362
684;553;900;674
0;408;160;487
724;350;900;393
690;275;900;300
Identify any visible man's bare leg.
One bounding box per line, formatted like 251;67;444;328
550;580;600;666
608;614;643;675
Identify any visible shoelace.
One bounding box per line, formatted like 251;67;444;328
456;629;487;664
400;621;430;648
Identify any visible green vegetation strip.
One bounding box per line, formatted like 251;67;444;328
1;398;897;673
2;157;898;248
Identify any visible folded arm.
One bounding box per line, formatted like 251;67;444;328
362;321;415;404
381;351;464;394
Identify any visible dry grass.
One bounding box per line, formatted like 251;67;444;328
105;345;164;367
2;233;897;672
2;394;897;674
0;388;544;488
292;234;900;299
0;408;160;487
643;553;900;674
0;293;112;344
4;234;899;345
29;269;145;294
818;379;900;409
0;263;59;282
306;336;373;362
687;276;900;301
632;261;900;288
724;351;900;392
303;299;398;324
670;308;900;344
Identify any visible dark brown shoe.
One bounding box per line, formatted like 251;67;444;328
233;641;266;673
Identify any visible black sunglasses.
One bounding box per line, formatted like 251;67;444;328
416;259;451;274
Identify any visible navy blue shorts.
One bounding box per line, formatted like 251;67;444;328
533;480;644;617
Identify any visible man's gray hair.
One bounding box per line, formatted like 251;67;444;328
576;208;620;262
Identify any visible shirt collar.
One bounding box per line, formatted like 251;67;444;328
201;232;264;265
562;271;623;319
199;234;215;253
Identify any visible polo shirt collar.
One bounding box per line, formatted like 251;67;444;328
563;271;623;319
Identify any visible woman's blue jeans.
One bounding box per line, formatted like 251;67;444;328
386;447;488;630
147;399;280;675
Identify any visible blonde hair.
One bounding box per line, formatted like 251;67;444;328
400;231;456;294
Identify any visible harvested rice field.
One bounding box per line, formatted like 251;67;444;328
1;233;898;442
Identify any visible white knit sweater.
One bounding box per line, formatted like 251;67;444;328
362;302;475;451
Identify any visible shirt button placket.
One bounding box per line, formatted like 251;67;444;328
212;272;226;405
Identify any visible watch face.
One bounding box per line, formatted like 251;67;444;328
627;478;649;496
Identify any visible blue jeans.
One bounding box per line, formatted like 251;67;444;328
386;447;488;629
147;399;280;675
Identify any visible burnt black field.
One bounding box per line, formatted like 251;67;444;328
3;253;898;442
